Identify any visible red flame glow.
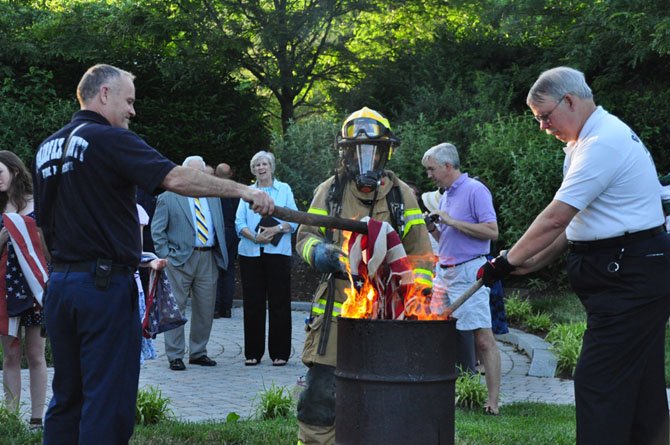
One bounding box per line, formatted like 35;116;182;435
339;235;452;320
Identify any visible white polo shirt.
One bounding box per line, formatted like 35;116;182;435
554;106;664;241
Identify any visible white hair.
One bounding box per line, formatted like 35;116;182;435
527;66;593;105
422;143;460;169
183;155;206;170
249;150;276;175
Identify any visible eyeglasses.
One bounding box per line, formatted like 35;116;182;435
533;96;565;124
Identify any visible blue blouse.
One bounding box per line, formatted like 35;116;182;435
235;179;298;257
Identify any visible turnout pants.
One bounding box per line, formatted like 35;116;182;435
297;364;336;445
43;270;140;445
567;234;670;445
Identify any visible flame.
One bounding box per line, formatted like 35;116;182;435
402;254;450;321
340;242;452;320
342;276;377;319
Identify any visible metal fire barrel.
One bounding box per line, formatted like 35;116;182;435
335;317;457;445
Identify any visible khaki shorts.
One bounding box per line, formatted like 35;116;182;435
433;257;491;330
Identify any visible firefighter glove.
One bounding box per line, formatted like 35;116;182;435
312;242;346;274
477;254;516;287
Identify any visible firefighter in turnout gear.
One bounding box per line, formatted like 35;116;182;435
296;107;434;444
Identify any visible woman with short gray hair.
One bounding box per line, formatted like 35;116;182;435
235;150;298;367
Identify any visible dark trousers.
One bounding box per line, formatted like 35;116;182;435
567;234;670;445
43;271;140;445
215;258;236;312
239;253;292;361
455;329;477;374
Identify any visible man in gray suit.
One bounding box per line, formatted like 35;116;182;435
152;156;228;371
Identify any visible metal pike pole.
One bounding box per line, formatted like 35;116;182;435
271;206;368;234
444;279;484;318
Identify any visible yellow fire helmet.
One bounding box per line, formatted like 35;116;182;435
338;107;399;147
337;107;400;192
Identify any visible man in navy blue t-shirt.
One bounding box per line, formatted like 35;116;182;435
34;64;274;445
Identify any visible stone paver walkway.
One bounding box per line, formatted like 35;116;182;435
14;303;583;422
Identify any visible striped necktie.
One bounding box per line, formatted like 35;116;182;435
194;198;209;245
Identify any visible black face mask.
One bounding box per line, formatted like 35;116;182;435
355;170;383;193
341;143;389;193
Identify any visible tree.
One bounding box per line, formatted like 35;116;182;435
0;0;270;177
173;0;371;133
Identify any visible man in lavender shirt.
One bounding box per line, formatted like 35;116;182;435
422;142;501;415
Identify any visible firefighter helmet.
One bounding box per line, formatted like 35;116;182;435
336;107;400;193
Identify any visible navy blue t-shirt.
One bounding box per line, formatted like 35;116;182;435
34;110;176;266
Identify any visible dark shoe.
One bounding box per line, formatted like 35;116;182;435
245;358;260;366
222;308;232;318
213;311;221;319
484;405;499;416
28;418;43;431
169;358;186;371
189;355;217;366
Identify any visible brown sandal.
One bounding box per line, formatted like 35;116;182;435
29;418;43;430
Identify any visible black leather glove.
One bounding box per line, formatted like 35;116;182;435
477;254;516;287
312;242;346;274
424;214;438;233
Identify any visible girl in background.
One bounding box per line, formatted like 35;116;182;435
0;151;48;430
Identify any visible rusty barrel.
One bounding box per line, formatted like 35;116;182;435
335;317;457;445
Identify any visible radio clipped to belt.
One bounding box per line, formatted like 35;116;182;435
94;258;114;290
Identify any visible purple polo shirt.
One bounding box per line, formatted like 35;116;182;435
437;173;497;266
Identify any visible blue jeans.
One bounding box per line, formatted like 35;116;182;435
43;271;140;445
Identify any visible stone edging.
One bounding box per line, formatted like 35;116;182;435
496;328;558;378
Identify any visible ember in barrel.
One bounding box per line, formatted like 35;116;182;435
335;317;457;445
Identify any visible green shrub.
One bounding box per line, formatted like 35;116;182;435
388;114;446;190
254;384;294;420
467;114;564;248
0;67;75;165
0;401;35;443
527;291;585;325
455;368;488;410
504;292;533;324
546;322;587;377
524;312;552;333
467;114;567;286
136;386;173;426
272;117;340;209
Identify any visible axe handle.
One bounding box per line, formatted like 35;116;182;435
272;206;368;234
445;279;484;317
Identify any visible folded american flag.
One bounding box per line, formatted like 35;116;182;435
0;213;48;338
346;217;413;319
142;264;187;339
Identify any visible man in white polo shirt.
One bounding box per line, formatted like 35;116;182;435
479;66;670;445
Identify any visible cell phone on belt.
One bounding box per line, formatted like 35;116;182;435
95;259;113;290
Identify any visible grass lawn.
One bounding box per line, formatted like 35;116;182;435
130;403;576;445
7;403;575;444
